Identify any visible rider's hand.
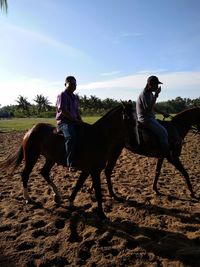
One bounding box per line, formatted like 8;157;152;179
157;86;161;94
163;112;170;118
155;86;161;98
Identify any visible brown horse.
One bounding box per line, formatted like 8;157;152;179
0;103;138;219
103;107;200;200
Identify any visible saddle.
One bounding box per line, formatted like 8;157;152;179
136;121;181;155
137;121;155;137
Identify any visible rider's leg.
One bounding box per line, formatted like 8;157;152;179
58;122;77;168
144;118;170;156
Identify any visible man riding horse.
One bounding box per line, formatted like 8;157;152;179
136;76;172;158
56;76;83;172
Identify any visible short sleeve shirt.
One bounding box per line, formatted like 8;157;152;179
136;88;155;122
56;90;79;125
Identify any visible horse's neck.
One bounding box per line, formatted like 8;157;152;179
175;124;190;139
173;111;195;139
94;110;123;143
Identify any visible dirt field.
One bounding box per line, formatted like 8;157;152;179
0;131;200;267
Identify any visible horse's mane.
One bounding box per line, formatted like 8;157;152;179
172;107;200;123
94;105;122;126
33;103;133;132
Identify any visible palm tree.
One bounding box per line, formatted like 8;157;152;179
0;0;8;13
79;95;90;110
102;98;119;110
34;94;51;113
16;95;31;115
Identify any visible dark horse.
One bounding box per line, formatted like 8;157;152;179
0;103;138;219
103;107;200;200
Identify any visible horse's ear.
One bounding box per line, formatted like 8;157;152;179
120;99;126;108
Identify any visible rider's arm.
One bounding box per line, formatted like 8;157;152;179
152;87;169;117
62;108;77;122
57;92;77;122
154;106;169;117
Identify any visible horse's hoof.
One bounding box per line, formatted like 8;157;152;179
54;195;61;204
191;193;196;199
153;189;161;196
67;201;74;208
25;199;34;204
98;212;108;221
114;195;125;202
91;194;97;202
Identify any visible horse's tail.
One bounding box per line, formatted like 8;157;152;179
0;145;24;174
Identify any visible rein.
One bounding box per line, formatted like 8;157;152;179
163;111;200;135
162;114;174;121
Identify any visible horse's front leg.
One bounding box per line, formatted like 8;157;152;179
40;160;61;204
91;171;107;220
153;158;164;195
105;146;122;200
68;171;89;207
168;157;195;198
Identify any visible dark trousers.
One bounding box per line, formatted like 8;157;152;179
58;122;77;167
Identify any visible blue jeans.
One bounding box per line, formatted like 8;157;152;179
142;118;169;154
58;122;77;167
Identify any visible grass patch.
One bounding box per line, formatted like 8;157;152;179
0;116;100;132
0;114;172;132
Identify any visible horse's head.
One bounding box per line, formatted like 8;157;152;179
191;107;200;134
172;107;200;138
195;124;200;134
196;107;200;131
120;101;140;149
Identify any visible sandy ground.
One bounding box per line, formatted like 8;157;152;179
0;131;200;267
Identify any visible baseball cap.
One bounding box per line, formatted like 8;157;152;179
147;76;163;85
65;76;76;83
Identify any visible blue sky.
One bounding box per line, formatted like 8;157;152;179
0;0;200;107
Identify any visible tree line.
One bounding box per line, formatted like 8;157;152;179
0;94;199;118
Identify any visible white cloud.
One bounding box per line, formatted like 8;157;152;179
0;78;61;107
2;22;88;59
119;32;143;38
0;71;199;107
78;71;200;90
78;71;200;101
114;31;143;43
100;70;121;76
137;69;168;74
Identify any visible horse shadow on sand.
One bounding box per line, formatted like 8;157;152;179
28;195;200;266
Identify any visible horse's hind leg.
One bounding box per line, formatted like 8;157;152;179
40;159;61;203
91;171;106;219
68;171;89;206
21;152;40;203
153;158;164;195
105;146;122;200
168;157;195;198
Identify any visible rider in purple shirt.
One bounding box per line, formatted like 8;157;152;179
56;76;82;171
